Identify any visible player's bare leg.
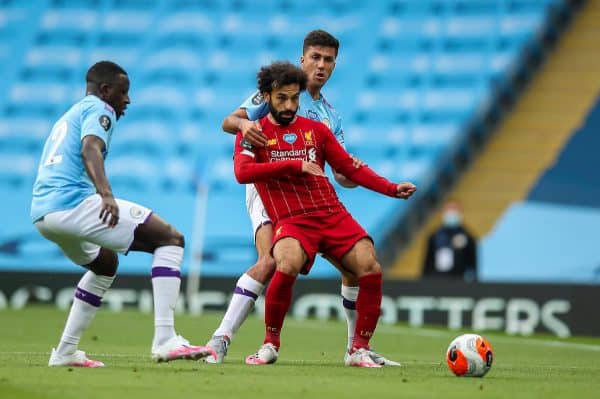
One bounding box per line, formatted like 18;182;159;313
131;214;215;362
339;238;385;368
246;237;306;365
49;248;118;368
206;223;276;363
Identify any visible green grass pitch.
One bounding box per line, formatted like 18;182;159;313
0;307;598;399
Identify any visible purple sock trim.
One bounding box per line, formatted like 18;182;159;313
342;297;356;310
151;266;181;278
234;286;258;300
75;287;102;307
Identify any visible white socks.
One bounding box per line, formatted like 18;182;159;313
341;285;359;351
56;271;115;356
213;277;359;351
151;245;183;350
213;273;265;339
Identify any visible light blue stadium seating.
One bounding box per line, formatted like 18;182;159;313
0;0;563;277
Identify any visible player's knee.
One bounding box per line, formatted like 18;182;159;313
104;255;119;276
88;249;118;277
274;254;302;277
358;256;381;277
367;261;382;275
361;261;381;277
259;256;276;278
277;262;299;277
164;227;185;248
248;256;276;283
173;230;185;248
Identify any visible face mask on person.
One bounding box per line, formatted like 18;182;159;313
443;210;462;227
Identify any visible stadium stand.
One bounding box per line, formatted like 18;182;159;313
481;94;600;283
389;0;598;283
0;0;575;277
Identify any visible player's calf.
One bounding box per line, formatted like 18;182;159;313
246;254;276;284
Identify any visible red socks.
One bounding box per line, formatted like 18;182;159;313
352;273;382;350
264;270;296;349
264;271;381;351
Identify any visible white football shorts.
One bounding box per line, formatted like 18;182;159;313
34;194;152;266
245;184;271;242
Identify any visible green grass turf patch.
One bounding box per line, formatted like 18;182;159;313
0;307;598;399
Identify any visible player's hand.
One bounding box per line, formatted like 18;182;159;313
302;161;326;177
349;153;366;168
396;182;417;199
240;119;267;147
99;194;119;228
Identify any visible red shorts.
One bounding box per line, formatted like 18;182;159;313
272;210;371;275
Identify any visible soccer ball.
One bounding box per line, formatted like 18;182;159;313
446;333;493;377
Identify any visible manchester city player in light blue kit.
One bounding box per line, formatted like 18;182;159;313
31;61;214;368
206;30;400;367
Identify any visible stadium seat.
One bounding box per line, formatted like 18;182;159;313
21;45;83;83
0;0;558;276
37;8;96;47
0;117;49;154
0;153;37;188
87;45;141;71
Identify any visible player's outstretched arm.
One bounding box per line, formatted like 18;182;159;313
395;182;417;199
81;135;119;227
222;108;267;147
333;154;365;188
333;171;357;188
322;126;417;199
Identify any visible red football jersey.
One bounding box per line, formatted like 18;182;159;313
234;115;398;224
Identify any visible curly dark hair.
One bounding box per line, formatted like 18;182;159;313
86;61;127;85
257;61;307;94
303;29;339;56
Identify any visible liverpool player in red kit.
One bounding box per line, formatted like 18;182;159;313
234;62;416;368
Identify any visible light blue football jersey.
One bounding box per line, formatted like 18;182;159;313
30;95;116;222
240;90;345;147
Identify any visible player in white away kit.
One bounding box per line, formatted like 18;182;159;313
31;61;214;368
207;30;400;366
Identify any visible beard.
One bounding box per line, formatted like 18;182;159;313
268;101;296;126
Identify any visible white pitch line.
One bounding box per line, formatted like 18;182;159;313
1;326;599;358
1;352;596;371
0;352;144;358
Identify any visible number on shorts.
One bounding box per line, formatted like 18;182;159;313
44;120;68;166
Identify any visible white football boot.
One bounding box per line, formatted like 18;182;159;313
344;348;382;368
204;335;231;364
151;335;216;363
245;343;279;365
48;348;105;368
344;348;401;367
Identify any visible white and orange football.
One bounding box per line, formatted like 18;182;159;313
446;333;494;377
